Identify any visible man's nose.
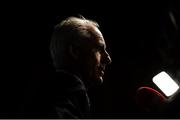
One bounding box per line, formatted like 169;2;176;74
106;54;112;65
103;51;112;65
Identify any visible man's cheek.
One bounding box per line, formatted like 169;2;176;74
96;52;101;62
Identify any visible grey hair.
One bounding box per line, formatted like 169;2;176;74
50;16;99;68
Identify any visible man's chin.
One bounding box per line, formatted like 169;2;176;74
87;76;103;88
98;77;104;84
93;76;104;86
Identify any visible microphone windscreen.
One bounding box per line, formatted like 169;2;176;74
136;86;166;111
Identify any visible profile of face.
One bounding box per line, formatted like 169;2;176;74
77;26;112;86
51;17;111;87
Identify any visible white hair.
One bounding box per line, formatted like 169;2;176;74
50;16;99;68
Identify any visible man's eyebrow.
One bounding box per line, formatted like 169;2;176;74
96;43;106;49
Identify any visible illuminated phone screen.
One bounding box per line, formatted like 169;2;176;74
153;71;179;97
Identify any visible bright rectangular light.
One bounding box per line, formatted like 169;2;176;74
153;71;179;97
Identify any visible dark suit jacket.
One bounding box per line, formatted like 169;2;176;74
22;70;91;118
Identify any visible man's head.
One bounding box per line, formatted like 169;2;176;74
50;16;112;87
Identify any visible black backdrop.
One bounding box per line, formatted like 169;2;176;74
1;1;180;118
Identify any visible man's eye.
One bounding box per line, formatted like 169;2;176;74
97;46;104;51
97;48;102;52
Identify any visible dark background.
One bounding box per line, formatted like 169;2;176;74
1;1;179;118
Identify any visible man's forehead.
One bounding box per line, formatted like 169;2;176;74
89;26;105;44
78;25;106;48
93;26;103;37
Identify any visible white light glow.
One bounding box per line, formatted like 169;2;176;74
153;71;179;97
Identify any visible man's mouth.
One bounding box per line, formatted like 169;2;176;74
97;66;106;77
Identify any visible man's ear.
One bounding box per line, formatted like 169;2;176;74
69;44;81;60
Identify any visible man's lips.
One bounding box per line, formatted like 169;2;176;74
99;66;105;71
98;66;105;76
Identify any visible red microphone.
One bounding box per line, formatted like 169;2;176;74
136;86;167;112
